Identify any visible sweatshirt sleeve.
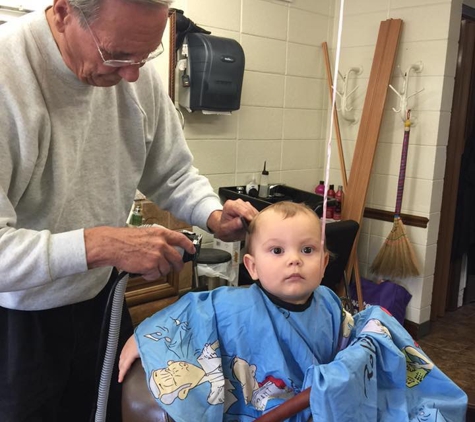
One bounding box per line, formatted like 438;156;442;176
0;225;88;292
133;72;223;230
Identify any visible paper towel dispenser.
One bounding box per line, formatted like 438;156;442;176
178;33;245;113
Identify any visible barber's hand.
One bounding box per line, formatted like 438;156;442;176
207;199;258;242
118;335;139;383
84;225;196;280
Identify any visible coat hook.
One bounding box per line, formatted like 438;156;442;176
333;66;363;124
389;61;424;124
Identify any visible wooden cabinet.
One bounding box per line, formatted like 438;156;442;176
125;200;193;326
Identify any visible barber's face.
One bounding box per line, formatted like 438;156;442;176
54;0;168;87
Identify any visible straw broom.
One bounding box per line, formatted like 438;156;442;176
370;111;419;279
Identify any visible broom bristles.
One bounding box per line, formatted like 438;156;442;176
370;217;419;279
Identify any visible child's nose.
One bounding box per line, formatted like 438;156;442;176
288;253;302;266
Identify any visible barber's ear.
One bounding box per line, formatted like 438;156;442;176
52;0;74;33
243;254;259;280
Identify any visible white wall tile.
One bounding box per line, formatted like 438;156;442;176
283;109;322;139
291;0;333;15
238;106;284;139
236;170;283;187
280;169;322;192
281;139;321;170
429;179;444;215
391;0;451;8
241;71;285;107
402;224;430;248
184;111;238;140
426;212;440;246
378;111;444;147
357;231;370;264
370;175;439;215
236;140;283;174
242;0;288;40
404;306;421;324
395;40;452;78
187;140;237;175
288;9;329;46
287;43;323;78
206;174;237;192
389;4;452;43
241;34;287;74
284;77;324;110
399;275;434;310
187;0;241;32
342;0;389;16
337;46;376;84
340;12;388;48
207;28;241;42
373;143;439;181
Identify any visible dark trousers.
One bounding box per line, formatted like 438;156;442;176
0;272;133;422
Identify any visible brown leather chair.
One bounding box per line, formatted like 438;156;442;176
122;359;175;422
121;221;360;422
122;358;310;422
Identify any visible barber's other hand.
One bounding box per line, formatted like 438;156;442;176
84;225;196;280
207;199;258;242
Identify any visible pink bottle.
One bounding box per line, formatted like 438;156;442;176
333;185;343;221
315;180;325;196
326;184;335;219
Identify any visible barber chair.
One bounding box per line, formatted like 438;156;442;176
122;220;359;421
122;360;175;422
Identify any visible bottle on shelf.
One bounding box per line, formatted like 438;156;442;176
315;180;325;196
128;201;144;227
333;185;343;221
326;184;335;219
258;161;269;198
246;174;259;197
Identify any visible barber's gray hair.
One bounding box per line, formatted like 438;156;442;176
68;0;173;24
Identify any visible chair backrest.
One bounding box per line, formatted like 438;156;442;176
321;219;359;292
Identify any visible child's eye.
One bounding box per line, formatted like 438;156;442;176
302;246;314;254
271;247;283;255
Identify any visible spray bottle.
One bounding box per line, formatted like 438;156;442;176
258;161;269;198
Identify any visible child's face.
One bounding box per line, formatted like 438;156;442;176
243;209;329;304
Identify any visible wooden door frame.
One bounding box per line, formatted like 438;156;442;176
432;16;475;319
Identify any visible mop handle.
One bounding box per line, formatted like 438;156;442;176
395;112;411;216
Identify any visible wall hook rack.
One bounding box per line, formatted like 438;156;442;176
389;61;424;124
333;66;363;124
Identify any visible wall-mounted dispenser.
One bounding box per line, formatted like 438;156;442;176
178;33;245;114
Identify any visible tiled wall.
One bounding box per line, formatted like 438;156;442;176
168;0;464;325
330;0;462;324
176;0;334;195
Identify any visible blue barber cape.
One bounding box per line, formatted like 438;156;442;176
134;284;467;422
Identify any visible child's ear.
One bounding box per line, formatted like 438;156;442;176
323;251;330;269
243;253;259;280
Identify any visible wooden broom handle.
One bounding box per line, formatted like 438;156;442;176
254;388;311;422
322;42;364;312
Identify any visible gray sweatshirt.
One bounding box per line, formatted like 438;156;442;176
0;10;222;310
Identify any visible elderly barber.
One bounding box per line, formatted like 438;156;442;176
0;0;257;420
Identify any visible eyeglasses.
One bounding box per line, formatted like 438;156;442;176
78;9;164;68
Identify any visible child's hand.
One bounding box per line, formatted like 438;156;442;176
118;335;140;383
